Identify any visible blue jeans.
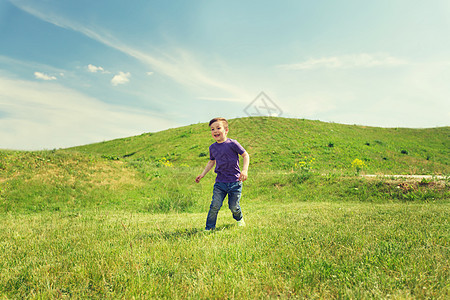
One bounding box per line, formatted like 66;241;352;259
205;181;243;230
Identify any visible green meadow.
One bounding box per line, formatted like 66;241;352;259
1;117;449;298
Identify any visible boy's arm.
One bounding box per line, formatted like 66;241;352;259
195;160;216;183
239;151;250;182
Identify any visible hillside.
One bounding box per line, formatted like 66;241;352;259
0;117;448;213
71;117;449;175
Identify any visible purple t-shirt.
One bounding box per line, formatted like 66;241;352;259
209;138;246;182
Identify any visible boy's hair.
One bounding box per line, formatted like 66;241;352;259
209;117;228;129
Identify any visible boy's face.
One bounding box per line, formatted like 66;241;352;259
210;121;228;143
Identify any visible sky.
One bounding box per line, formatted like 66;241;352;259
1;0;449;150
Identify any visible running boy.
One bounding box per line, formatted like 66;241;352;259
195;117;250;230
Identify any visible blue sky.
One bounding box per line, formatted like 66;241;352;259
1;0;449;150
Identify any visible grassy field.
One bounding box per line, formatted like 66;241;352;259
0;117;449;298
1;201;448;298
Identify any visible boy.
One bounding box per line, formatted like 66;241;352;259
195;117;250;230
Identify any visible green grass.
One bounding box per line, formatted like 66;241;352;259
1;202;448;298
70;117;450;175
0;117;449;298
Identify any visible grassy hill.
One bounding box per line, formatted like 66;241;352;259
1;117;448;213
0;117;449;298
70;117;449;174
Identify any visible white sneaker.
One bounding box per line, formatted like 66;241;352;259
237;218;246;227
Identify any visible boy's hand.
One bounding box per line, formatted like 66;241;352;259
239;170;248;182
196;160;215;183
195;175;203;183
240;152;249;182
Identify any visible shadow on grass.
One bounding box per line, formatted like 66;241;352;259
139;224;236;241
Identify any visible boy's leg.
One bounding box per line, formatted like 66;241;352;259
227;181;243;221
205;182;227;230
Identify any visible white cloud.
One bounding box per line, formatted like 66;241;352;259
146;71;154;76
8;1;251;100
0;75;178;150
111;71;131;86
278;53;407;70
34;71;57;80
87;64;106;73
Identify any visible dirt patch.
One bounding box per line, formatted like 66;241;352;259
362;174;446;180
362;174;448;189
